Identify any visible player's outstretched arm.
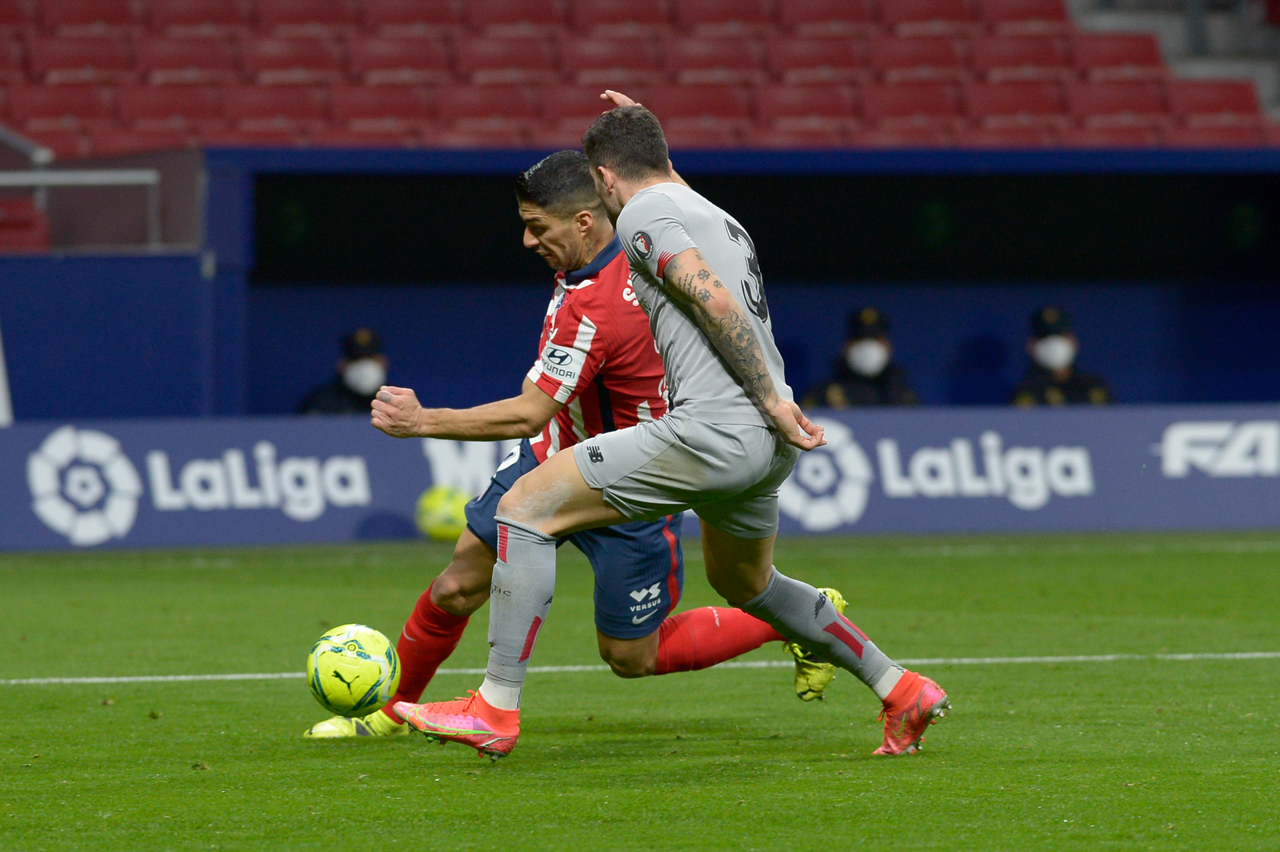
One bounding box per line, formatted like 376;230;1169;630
662;248;824;450
371;379;562;441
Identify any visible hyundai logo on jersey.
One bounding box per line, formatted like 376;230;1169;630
544;348;573;366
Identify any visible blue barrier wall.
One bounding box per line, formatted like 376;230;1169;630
4;405;1277;551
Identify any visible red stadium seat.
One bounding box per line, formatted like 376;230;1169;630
538;83;626;135
361;0;465;36
465;0;566;37
969;35;1071;83
0;36;25;84
1165;80;1260;126
642;84;753;125
222;85;329;134
88;125;193;156
527;123;591;148
39;0;140;36
673;0;773;37
136;38;240;86
310;125;420;147
201;125;301;146
330;84;435;131
0;197;52;251
1162;125;1263;147
436;84;540;131
348;37;452;85
1058;125;1158;147
0;0;35;38
1070;33;1166;81
963;81;1066;128
423;124;530;147
561;37;664;87
568;0;672;38
240;38;347;86
1066;80;1167;128
454;36;561;85
775;0;878;37
664;37;765;86
116;85;224;131
868;36;968;83
953;124;1054;147
24;127;91;158
8;84;114;130
1264;124;1280;146
28;37;136;85
763;36;868;85
662;117;743;148
976;0;1071;35
747;124;848;147
148;0;254;38
754;83;856;130
861;81;962;127
847;125;951;146
880;0;980;37
256;0;359;37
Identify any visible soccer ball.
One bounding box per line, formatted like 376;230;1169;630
415;484;471;542
305;624;400;717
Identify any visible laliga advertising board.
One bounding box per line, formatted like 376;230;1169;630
1;405;1278;550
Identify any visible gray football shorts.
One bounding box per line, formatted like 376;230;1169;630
572;406;800;538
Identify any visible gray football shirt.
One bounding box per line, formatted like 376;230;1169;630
616;182;793;429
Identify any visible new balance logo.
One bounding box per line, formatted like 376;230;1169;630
587;446;604;464
630;583;662;603
814;593;828;617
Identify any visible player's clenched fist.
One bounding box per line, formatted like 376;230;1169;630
371;385;424;438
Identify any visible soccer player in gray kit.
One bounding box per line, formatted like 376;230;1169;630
392;103;950;759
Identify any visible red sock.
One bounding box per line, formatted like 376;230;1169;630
379;580;469;721
654;606;784;675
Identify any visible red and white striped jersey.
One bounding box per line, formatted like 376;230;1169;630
526;235;667;462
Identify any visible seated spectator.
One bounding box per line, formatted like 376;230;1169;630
298;327;388;415
1011;307;1112;406
803;307;918;408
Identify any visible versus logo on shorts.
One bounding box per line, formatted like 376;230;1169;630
631;231;653;259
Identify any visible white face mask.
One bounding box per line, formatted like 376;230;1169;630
1032;335;1077;372
845;339;890;378
342;358;386;396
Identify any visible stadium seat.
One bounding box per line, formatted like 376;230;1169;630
673;0;774;37
664;37;765;86
202;125;300;146
861;81;962;128
0;0;34;38
561;37;664;87
1058;125;1158;147
88;125;193;156
222;85;329;135
348;37;452;86
568;0;672;38
969;35;1072;83
436;84;539;132
28;37;136;85
257;0;359;38
240;38;347;86
754;83;857;131
309;125;419;147
1264;124;1280;146
1162;125;1264;147
746;124;848;147
662;117;743;148
0;36;24;84
0;196;52;251
148;0;254;38
361;0;465;37
868;36;969;83
1070;33;1166;81
116;84;224;131
454;36;561;85
8;84;114;131
880;0;980;37
1165;80;1261;126
1066;80;1167;128
538;83;627;135
953;124;1055;147
641;84;753;126
975;0;1071;35
330;84;435;132
39;0;140;36
527;123;591;148
135;38;240;86
763;36;869;85
775;0;879;37
23;126;91;158
464;0;567;37
847;125;952;146
963;81;1067;128
423;124;530;147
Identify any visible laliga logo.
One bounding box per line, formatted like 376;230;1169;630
778;418;875;531
27;426;142;546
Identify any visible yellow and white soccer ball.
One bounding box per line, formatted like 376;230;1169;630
415;484;471;542
305;624;400;717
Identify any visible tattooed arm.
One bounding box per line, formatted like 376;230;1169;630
662;248;824;450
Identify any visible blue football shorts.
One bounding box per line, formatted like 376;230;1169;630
465;439;685;640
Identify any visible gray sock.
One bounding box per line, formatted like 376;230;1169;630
741;569;903;696
479;517;558;710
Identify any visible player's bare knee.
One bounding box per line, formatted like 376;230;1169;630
430;570;483;615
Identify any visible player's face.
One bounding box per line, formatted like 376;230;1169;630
519;202;590;272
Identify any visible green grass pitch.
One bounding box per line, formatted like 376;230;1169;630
3;532;1279;851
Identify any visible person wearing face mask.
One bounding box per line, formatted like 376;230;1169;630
803;307;918;408
1010;306;1112;407
297;327;390;414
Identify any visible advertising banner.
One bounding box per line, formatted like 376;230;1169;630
2;405;1278;551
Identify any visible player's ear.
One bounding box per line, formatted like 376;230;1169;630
575;209;594;234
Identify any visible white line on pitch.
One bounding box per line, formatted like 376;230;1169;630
4;651;1279;686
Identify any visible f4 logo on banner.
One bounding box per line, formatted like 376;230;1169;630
1160;421;1280;478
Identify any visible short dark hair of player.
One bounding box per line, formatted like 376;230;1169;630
515;150;605;219
582;105;671;183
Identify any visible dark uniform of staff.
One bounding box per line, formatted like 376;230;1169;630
804;307;918;408
1010;307;1112;407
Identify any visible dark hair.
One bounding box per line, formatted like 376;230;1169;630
515;150;604;218
582;105;670;182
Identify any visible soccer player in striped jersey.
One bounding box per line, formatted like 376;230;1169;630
304;151;840;739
